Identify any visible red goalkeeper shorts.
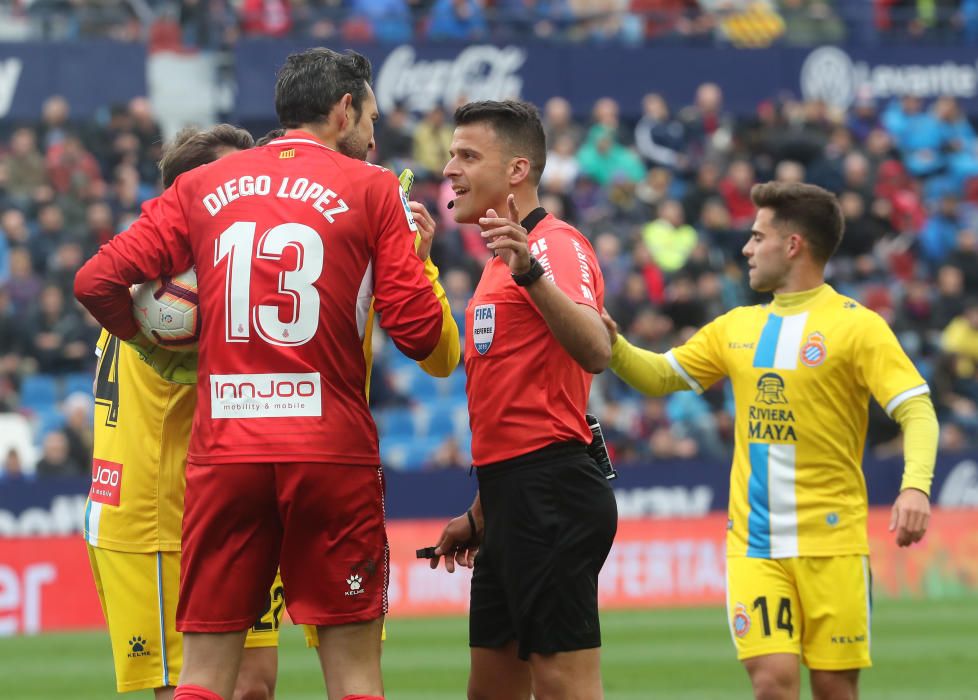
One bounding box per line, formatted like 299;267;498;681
177;462;388;632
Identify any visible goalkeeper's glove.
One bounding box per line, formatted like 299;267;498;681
124;331;199;385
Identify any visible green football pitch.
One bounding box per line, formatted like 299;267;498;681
1;598;976;699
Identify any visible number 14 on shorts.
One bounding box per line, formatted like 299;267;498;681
733;596;794;639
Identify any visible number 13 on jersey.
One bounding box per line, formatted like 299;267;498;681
215;221;324;347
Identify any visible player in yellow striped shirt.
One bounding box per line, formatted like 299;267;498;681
603;182;938;700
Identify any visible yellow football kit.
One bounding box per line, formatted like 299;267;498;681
611;284;936;669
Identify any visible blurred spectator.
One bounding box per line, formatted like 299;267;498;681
7;247;42;317
641;199;697;273
577;125;645;185
921;195;963;266
780;0;844;45
718;159;756;228
543;97;583;150
1;448;30;483
37;95;72;151
541;134;581;194
775;160;805;184
375;101;415;162
351;0;412;42
63;391;94;468
948;229;978;293
0;286;28;376
634;93;687;171
35;430;85;477
412;106;454;177
495;0;572;39
678;82;732;167
26;284;89;375
45;132;104;199
29;203;66;275
2;128;46;207
425;436;469;470
239;0;293;36
428;0;488;39
847;93;881;144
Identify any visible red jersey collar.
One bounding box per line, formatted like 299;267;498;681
268;130;336;152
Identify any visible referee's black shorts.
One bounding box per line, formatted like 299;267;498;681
469;441;618;660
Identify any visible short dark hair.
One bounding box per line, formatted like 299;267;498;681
454;100;547;185
275;48;373;129
158;124;254;188
256;128;286;147
750;181;844;263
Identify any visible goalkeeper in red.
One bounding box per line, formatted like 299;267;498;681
603;182;938;700
76;48;458;700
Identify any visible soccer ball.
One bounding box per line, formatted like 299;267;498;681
131;268;200;350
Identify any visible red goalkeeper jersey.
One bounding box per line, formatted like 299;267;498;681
75;132;444;466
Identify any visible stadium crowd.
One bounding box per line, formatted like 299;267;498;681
1;81;977;477
2;0;976;47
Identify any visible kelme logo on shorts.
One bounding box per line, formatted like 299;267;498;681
345;574;365;596
473;304;495;355
127;635;150;658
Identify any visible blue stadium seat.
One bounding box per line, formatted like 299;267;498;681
426;400;468;440
402;437;444;471
378;407;417;438
380;437;411;470
63;371;94;399
34;408;66;443
20;374;58;412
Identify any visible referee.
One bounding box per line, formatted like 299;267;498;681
431;100;618;700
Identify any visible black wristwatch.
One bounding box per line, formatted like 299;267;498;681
512;256;545;287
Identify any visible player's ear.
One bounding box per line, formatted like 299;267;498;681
786;232;805;259
333;93;354;130
508;156;531;187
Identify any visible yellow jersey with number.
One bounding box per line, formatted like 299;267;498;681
666;285;928;559
85;329;194;552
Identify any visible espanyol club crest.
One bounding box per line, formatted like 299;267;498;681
800;331;827;367
732;603;752;638
472;304;495;355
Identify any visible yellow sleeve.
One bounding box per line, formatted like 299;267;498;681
609;335;690;396
666;313;730;393
416;256;460;378
891;394;939;496
853;311;929;416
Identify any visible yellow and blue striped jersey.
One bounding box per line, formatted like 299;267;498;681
667;285;928;559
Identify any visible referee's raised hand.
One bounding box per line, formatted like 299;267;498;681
480;194;531;275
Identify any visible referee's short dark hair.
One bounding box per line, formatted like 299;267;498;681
751;181;845;263
454;100;547;185
158;124;254;188
275;48;373;129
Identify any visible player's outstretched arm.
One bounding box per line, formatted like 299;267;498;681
431;493;483;573
602;309;690;397
889;394;939;547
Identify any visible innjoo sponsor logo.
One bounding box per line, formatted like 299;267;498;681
210;372;322;418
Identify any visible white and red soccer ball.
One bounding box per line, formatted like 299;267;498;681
131;268;200;349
